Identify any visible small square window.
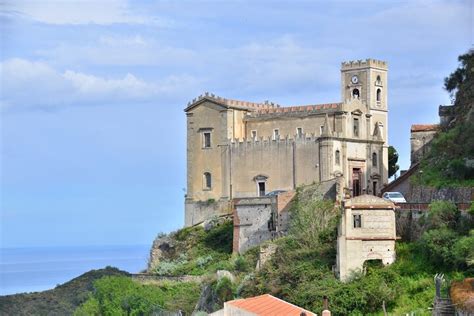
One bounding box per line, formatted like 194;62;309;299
296;127;303;137
203;132;211;148
273;129;280;140
353;214;362;228
251;130;257;140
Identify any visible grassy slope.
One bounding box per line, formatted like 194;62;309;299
0;267;129;316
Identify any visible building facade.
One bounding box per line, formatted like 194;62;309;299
336;195;397;281
185;59;390;226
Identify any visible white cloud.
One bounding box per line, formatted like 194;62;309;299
36;35;197;67
3;0;171;26
0;58;199;110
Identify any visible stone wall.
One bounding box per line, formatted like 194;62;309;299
233;179;340;254
276;190;296;232
132;273;204;284
410;129;437;165
395;202;472;241
407;186;473;203
185;199;231;227
233;196;276;254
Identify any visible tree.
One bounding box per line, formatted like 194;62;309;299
444;50;474;118
388;146;399;178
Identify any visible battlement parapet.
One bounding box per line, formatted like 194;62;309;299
341;58;388;70
228;133;327;147
186;92;280;110
245;103;341;119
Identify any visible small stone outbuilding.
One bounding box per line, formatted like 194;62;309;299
232;191;295;254
336;195;397;281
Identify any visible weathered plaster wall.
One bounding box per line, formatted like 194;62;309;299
185;199;231;227
233;197;276;254
245;111;335;140
410;130;437;165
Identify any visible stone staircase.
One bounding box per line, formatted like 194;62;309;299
433;298;455;316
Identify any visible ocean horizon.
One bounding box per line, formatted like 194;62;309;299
0;244;150;296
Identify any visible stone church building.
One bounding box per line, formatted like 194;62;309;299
184;59;390;226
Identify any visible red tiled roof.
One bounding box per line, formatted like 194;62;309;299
410;124;439;132
227;294;316;316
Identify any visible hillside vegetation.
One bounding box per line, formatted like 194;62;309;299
417;50;474;187
76;189;471;315
74;277;200;315
4;194;471;315
0;267;128;316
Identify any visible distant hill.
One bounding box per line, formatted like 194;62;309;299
0;266;129;316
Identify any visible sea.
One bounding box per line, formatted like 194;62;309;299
0;245;150;296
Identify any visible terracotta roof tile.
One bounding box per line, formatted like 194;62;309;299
410;124;439;132
227;294;316;316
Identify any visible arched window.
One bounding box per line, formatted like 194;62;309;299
352;88;360;99
376;89;382;102
376;75;381;82
372;153;377;167
203;172;212;190
335;150;340;165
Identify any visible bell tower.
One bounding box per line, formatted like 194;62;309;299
340;59;388;111
340;59;390;191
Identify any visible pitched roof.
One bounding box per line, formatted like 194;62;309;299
381;163;420;194
226;294;316;316
345;194;395;209
410;124;439;132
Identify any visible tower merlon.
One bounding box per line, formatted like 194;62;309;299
341;59;388;70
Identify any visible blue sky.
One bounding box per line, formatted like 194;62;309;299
1;0;472;248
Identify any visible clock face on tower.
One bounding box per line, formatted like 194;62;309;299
351;75;358;84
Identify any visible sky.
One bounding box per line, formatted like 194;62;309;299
0;0;472;248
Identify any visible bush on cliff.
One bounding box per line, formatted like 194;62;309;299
151;220;234;276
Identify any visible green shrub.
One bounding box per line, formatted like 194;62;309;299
233;255;248;272
452;231;474;268
196;255;213;268
214;277;234;304
74;276;164;315
289;199;338;249
204;220;233;253
74;277;200;315
420;228;459;269
154;254;188;276
424;200;460;230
